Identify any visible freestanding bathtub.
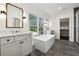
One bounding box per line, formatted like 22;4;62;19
33;35;55;53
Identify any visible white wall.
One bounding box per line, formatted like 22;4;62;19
50;8;74;42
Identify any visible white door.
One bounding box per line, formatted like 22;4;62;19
76;9;79;43
1;41;21;56
21;39;32;56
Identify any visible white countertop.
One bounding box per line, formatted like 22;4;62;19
0;32;31;38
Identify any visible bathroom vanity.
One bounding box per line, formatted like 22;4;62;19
0;3;32;56
0;33;32;56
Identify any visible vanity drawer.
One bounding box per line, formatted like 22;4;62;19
0;37;15;45
15;35;27;41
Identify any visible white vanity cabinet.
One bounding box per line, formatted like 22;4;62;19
0;33;32;56
14;34;32;56
21;39;32;56
1;41;21;56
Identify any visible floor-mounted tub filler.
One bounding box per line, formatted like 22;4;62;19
33;35;55;53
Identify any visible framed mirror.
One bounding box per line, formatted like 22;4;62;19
6;3;23;28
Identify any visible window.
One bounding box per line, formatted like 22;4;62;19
29;14;44;35
29;14;37;32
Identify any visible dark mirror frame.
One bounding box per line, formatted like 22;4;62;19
6;3;23;28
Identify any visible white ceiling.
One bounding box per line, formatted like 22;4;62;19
12;3;79;18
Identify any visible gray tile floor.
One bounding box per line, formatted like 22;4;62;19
31;39;79;56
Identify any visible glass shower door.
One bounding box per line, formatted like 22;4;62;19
38;17;44;35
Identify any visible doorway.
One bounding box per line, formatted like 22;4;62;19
60;18;69;41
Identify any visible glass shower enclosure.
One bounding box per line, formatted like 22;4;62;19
38;17;44;35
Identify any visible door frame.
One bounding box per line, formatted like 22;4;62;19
74;7;79;42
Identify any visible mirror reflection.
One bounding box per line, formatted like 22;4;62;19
6;3;23;28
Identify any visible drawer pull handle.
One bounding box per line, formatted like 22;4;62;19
20;42;22;44
22;41;24;43
7;39;9;42
19;41;24;44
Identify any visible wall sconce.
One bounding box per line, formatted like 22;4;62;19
0;10;6;14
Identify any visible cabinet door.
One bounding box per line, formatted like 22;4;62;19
1;41;21;56
21;39;32;56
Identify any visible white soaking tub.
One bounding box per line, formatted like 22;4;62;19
34;35;55;53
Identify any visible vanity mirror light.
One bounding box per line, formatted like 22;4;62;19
6;3;23;28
